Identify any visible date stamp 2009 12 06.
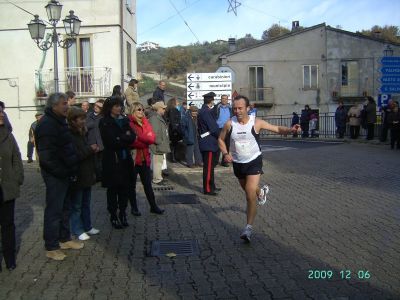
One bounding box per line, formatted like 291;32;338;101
308;270;371;280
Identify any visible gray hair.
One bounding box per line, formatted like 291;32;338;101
46;93;67;108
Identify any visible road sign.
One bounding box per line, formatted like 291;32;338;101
186;72;232;102
187;90;232;101
187;81;232;91
380;85;400;93
380;67;400;74
380;76;400;84
378;94;391;108
381;57;400;65
187;73;232;82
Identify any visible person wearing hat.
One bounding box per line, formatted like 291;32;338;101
181;105;202;168
148;101;171;185
124;79;139;113
27;112;43;163
198;92;220;196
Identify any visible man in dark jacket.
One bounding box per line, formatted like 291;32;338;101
335;101;347;138
198;92;220;195
35;93;82;261
27;112;43;162
365;97;377;140
153;81;166;103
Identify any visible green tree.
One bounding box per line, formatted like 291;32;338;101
163;48;192;78
261;23;290;40
361;25;400;43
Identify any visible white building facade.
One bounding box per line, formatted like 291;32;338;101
0;0;137;158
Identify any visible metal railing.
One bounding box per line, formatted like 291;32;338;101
239;87;274;103
260;112;383;139
35;66;112;97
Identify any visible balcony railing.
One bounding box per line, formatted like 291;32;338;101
239;87;274;103
35;67;112;98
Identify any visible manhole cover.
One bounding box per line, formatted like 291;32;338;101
153;185;174;191
150;240;200;257
156;193;199;205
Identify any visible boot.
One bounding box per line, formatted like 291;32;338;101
119;212;129;227
150;206;165;215
110;215;123;229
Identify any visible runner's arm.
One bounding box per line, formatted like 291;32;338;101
255;118;300;135
218;120;233;162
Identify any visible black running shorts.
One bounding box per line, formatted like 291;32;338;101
232;155;264;179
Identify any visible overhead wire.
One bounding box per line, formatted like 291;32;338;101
168;0;200;43
138;0;202;36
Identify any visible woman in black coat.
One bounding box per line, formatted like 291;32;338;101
165;98;182;162
99;96;136;229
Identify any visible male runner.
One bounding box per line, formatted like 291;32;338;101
218;95;300;242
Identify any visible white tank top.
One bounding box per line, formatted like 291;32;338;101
230;115;261;163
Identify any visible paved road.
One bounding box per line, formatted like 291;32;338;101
0;141;399;299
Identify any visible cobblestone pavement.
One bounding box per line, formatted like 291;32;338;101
0;141;399;299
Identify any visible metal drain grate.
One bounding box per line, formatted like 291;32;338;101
150;240;200;257
156;193;199;205
153;185;174;191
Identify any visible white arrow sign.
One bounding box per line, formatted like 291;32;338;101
187;81;232;91
187;90;232;101
187;72;232;82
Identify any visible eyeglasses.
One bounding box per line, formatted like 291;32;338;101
136;108;144;112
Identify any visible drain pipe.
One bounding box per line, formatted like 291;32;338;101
119;0;124;88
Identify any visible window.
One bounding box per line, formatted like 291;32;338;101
303;65;318;89
341;61;358;86
341;61;359;96
127;42;132;76
249;66;264;101
65;36;92;93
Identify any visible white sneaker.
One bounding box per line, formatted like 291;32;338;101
78;233;90;241
257;184;269;205
86;228;100;235
240;226;253;243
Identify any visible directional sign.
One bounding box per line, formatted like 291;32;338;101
187;90;232;101
380;76;400;84
381;67;400;74
381;57;400;65
380;85;400;93
186;72;232;102
187;73;232;82
187;81;232;91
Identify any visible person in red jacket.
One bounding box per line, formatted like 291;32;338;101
128;102;165;216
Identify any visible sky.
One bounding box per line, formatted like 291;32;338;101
137;0;400;47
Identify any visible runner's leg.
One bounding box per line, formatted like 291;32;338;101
244;174;261;225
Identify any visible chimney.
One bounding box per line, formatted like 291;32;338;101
228;38;236;52
373;30;382;39
292;21;299;31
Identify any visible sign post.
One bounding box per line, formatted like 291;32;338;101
186;72;232;107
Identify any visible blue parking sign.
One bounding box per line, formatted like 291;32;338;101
378;94;391;108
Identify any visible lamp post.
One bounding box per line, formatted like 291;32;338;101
28;0;81;93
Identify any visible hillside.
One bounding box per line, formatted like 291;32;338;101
137;35;261;82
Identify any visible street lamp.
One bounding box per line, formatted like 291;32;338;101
383;44;394;57
28;0;81;92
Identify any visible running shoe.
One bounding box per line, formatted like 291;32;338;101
240;225;253;243
257;184;269;205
